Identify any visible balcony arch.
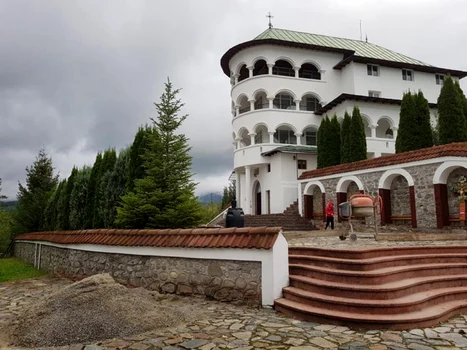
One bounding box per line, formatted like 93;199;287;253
232;132;237;149
361;113;372;138
299;62;321;80
376;116;395;138
299;93;321;112
253;89;269;110
274;124;297;144
273;90;296;110
253;58;268;76
237;64;249;83
272;58;295;77
253;123;269;144
301;126;319;146
236;94;250;115
237;127;251;148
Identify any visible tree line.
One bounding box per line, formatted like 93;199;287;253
9;79;204;237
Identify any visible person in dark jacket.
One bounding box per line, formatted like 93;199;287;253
325;201;334;230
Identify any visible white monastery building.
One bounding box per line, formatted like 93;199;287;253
220;27;467;215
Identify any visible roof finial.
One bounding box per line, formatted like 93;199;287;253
266;12;274;29
365;34;368;43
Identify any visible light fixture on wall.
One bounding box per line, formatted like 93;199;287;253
293;155;296;160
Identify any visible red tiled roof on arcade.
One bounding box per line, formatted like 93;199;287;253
14;227;281;250
299;142;467;180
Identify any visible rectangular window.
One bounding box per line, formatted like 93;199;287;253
436;74;445;85
274;129;296;144
368;91;381;98
367;64;379;76
305;130;317;145
297;160;307;170
402;69;414;81
267;164;271;172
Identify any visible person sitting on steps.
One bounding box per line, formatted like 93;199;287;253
325;201;334;230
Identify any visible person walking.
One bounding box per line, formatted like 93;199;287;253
325;201;334;230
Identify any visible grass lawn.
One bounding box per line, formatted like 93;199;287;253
0;258;46;283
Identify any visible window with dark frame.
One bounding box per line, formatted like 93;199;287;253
436;74;444;85
267;164;271;172
367;64;379;76
402;69;413;81
368;90;381;98
297;160;307;170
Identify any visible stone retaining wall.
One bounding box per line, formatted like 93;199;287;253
14;242;262;303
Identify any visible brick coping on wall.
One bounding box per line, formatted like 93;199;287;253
299;142;467;180
15;226;281;250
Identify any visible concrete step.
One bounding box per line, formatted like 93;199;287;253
289;253;467;271
274;297;467;330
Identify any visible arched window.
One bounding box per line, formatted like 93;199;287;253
238;95;250;114
376;118;393;138
238;128;251;147
272;60;294;77
238;64;249;82
302;127;318;146
299;63;321;80
274;126;297;144
273;93;295;110
253;59;268;76
300;94;320;112
254;125;268;144
254;91;268;110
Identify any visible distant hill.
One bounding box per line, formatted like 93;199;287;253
0;200;18;211
198;193;222;205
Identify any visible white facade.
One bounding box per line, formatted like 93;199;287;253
222;29;465;215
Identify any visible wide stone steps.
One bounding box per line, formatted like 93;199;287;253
275;245;467;330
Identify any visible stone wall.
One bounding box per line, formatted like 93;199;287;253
447;168;467;216
312;186;322;215
14;242;262;303
390;175;410;216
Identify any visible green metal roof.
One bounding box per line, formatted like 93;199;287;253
254;28;431;67
261;145;318;157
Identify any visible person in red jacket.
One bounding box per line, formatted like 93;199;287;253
325;201;334;230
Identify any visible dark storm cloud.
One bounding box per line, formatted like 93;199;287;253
1;0;466;198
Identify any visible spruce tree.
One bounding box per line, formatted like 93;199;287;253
69;167;92;230
84;152;102;228
220;180;236;209
438;75;466;144
12;148;58;235
62;167;78;230
455;81;467;134
317;116;329;169
55;179;68;230
396;92;417;153
329;115;341;166
116;79;202;229
93;148;117;227
414;90;434;149
349;106;367;162
340;112;352;163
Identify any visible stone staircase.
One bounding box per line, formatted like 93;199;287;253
274;245;467;330
221;201;317;231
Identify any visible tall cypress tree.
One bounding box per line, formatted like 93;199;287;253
116;78;202;229
69;166;92;230
414;90;434;149
438;75;466;145
396;92;418;153
84;152;102;228
349;106;367;162
455;81;467;134
55;179;68;230
62;167;78;230
12;149;58;235
317;116;330;169
93;148;117;228
329;114;341;166
340;111;352;163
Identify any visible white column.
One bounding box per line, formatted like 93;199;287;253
249;99;255;111
267;63;274;75
235;105;240;117
235;137;241;149
233;73;240;84
393;126;399;139
245;166;252;215
249;133;256;145
247;66;254;78
294;66;300;78
297;183;303;217
235;170;241;204
371;124;377;138
295;133;302;145
294;99;301;111
268;97;274;109
269;131;275;143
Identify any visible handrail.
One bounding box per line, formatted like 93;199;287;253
206;205;230;226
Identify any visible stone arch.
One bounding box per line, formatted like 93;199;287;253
336;176;364;193
253;89;269;110
298;59;322;71
378;169;415;189
252;180;262;215
299;92;321;112
273;89;297;100
360;113;372;138
273;56;296;68
273;89;296;110
236;94;250;114
235;61;247;75
252;57;269;76
303;181;326;221
253;123;270;144
272;57;295;77
299;61;321;80
273;123;297;144
237;127;251;148
376;116;395;138
433;161;467;228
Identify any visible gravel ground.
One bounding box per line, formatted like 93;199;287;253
8;273;203;347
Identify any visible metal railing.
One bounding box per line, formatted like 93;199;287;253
272;66;295;77
299;70;321;80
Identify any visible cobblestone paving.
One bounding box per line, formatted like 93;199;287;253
2;275;467;350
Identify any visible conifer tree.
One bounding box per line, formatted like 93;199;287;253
414;90;434;149
349;106;367;162
340;111;352;163
396;92;417;153
116;79;202;229
12;149;58;235
317;116;329;169
329;115;341;166
93;148;117;227
438;75;466;144
455;81;467;132
69;167;92;230
84;152;102;228
220;180;236;209
55;179;68;230
62;167;78;230
0;178;6;202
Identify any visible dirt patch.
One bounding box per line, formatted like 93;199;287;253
8;273;202;347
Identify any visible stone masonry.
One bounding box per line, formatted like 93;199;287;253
14;242;262;303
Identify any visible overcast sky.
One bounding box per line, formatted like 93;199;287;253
1;0;466;199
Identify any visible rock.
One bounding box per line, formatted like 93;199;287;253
161;282;176;293
208;264;223;277
179;339;209;349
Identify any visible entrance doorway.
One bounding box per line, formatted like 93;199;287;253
253;181;262;215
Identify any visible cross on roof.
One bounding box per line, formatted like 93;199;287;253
266;12;274;29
